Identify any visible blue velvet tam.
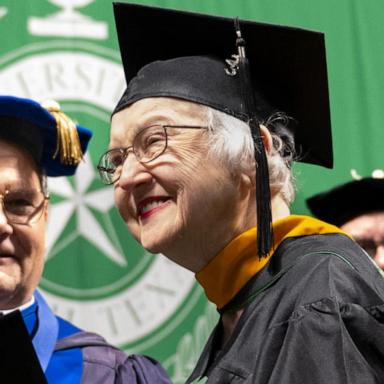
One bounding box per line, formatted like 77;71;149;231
0;95;92;177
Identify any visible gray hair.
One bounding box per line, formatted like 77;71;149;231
40;172;49;196
203;106;296;204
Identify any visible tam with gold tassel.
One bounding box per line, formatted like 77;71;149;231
0;95;92;177
41;100;83;166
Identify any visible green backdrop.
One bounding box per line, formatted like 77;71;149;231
1;0;383;381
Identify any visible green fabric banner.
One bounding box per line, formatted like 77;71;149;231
0;1;383;381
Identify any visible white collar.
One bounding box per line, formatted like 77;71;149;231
0;296;35;315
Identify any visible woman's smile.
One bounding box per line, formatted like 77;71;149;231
137;196;173;220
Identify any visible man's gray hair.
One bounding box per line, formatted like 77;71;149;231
39;171;49;196
203;106;296;204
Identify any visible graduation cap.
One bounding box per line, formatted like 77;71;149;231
113;2;333;256
0;95;92;177
307;178;384;227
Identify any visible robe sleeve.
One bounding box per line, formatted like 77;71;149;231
255;297;384;384
116;355;172;384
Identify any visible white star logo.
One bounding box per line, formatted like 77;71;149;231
46;153;127;267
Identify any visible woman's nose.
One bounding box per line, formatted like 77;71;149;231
117;153;153;192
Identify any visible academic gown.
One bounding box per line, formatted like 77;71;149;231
188;216;384;383
22;291;171;383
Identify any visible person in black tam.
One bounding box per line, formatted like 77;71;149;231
98;3;384;383
307;174;384;270
0;95;171;384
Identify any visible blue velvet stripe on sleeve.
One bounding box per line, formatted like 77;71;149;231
45;317;84;383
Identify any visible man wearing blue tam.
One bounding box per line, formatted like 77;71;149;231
0;96;171;383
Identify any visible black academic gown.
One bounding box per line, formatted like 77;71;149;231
188;233;384;383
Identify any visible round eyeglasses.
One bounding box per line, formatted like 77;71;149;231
97;124;208;185
0;188;49;225
356;238;384;259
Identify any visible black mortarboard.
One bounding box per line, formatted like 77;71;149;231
307;178;384;227
0;96;92;177
113;2;332;256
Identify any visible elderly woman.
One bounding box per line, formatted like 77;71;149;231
99;3;384;383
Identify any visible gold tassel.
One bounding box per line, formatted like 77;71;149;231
41;100;83;165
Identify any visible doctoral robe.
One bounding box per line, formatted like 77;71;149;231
188;215;384;383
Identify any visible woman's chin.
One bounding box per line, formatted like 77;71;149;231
140;232;183;261
140;233;168;255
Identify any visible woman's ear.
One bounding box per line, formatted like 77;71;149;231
259;124;273;154
240;172;253;188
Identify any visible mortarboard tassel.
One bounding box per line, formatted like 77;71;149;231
233;18;273;257
41;100;83;166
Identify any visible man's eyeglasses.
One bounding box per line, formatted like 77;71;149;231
0;189;49;225
97;124;208;185
356;238;384;259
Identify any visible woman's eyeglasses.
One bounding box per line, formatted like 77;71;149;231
97;124;207;185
